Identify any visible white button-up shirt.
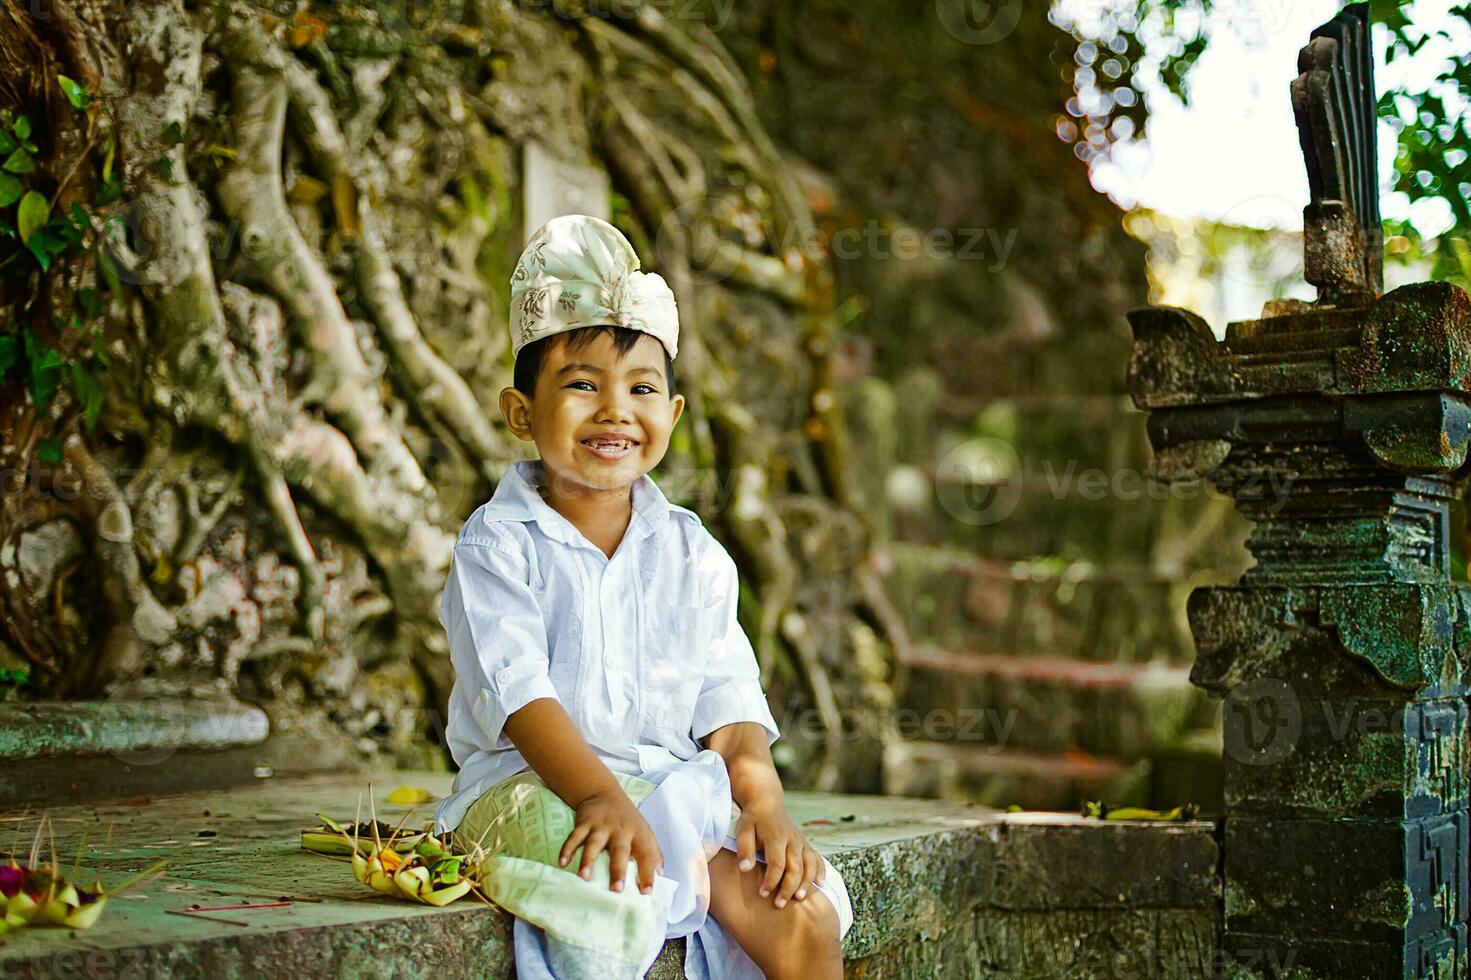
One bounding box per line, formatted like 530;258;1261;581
433;459;781;833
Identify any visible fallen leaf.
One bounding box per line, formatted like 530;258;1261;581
385;786;435;806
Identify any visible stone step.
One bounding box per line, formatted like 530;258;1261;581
0;700;371;808
880;542;1197;663
882;738;1154;811
893;485;1247;568
0;699;270;761
0;771;1220;979
898;644;1210;759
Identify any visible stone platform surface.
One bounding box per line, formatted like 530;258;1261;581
0;771;1220;978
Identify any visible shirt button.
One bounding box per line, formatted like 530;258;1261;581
495;667;512;685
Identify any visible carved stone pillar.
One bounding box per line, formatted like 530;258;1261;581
1127;5;1469;977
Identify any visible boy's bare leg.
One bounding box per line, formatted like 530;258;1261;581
705;848;843;980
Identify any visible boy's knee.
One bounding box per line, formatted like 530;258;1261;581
761;897;843;980
775;888;842;955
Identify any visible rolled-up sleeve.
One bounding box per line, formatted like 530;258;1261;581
690;546;781;745
441;537;559;752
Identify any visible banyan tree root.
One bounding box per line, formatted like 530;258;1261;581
1;0;901;783
62;434;177;691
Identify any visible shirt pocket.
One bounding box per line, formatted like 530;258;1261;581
641;601;713;732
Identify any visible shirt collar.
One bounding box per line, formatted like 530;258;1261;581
480;458;671;548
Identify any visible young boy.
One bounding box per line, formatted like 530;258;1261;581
432;214;852;979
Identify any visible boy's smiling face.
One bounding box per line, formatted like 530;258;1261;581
500;328;685;496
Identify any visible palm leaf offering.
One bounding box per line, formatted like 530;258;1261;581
300;812;427;856
309;791;500;908
1;817;166;935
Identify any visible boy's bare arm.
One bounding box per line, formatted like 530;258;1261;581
701;722;824;909
700;721;784;808
502;698;663;893
503;697;622;805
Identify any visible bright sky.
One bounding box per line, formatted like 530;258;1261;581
1064;0;1466;237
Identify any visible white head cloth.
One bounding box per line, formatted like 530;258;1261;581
509;214;679;360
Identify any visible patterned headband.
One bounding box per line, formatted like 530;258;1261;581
509;214;679;361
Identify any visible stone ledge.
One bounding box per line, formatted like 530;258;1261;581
0;771;1220;978
0;700;269;761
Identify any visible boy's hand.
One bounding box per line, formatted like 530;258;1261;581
734;798;825;909
559;785;664;895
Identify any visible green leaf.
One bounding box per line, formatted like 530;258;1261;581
13;115;31;141
57;75;88;110
0;335;16;378
97;246;123;302
89;330;110;369
69;202;93;231
54;219;83;250
0;172;19;208
17;191;49;244
26;237;50;271
3;148;34;174
35;438;61;464
154;156;173;181
26;334;62;410
162;120;184;146
70;361;104;429
0;131;12;154
95;178;122;205
102;132;116;183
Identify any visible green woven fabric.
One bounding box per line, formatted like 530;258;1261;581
455;769;738;972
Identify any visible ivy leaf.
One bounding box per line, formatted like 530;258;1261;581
3;148;34;174
70;362;104;430
17;191;48;244
89;330;110;369
26;238;51;271
162;120;184;146
154;156;173;181
0;131;12;154
69;202;93;232
25;331;62;410
0;172;19;208
95;178;122;205
57;75;88;110
97;246;124;302
13;115;30;141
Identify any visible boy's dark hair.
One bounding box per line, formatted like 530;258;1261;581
513;324;676;397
